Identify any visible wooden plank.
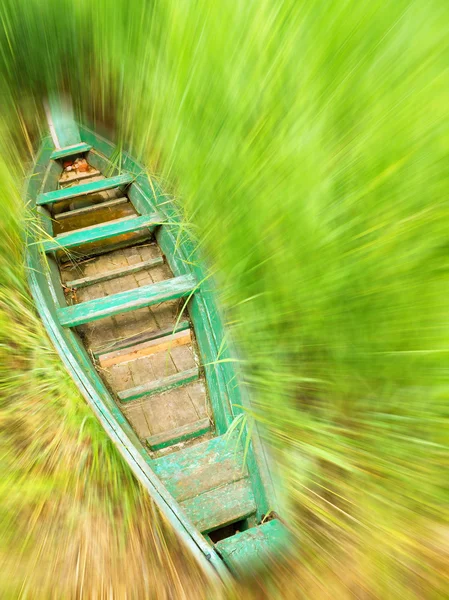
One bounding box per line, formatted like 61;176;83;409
99;328;191;368
180;479;256;533
37;173;133;206
118;367;199;403
42;213;161;253
215;520;289;574
151;433;247;502
51;142;92;160
146;418;211;451
57;273;196;327
92;320;190;356
66;256;164;289
57;197;129;220
56;232;152;263
59;169;100;185
122;381;199;438
53;198;136;235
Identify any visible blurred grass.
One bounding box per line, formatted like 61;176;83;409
1;0;449;597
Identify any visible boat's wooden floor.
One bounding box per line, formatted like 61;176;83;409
56;167;213;457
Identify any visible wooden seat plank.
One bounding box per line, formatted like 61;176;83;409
92;320;190;357
57;273;196;327
146;418;211;451
42;213;161;253
57;197;129;221
66;255;164;289
37;173;133;206
99;328;192;368
118;367;199;402
54;197;135;235
215;519;289;574
59;169;101;185
151;433;247;502
180;479;256;533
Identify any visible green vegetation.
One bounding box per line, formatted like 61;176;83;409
1;0;448;597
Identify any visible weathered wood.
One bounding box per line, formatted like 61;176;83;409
122;381;204;439
57;273;197;327
118;367;199;402
57;197;129;220
51;142;92;160
99;328;192;368
42;213;161;253
37;173;134;206
56;232;152;262
180;479;256;533
66;256;164;289
59;169;101;185
54;198;135;235
215;519;289;574
151;433;247;502
92;320;190;356
146;418;211;450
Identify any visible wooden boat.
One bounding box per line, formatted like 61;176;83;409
25;99;288;581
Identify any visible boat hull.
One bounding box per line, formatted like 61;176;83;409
25;115;287;581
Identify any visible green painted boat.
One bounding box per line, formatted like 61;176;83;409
24;98;289;582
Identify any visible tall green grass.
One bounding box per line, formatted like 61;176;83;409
1;0;448;596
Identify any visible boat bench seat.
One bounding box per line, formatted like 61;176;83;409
93;320;190;358
41;213;162;253
119;367;199;402
56;196;129;222
181;479;256;533
152;433;257;532
57;273;197;327
37;173;134;205
215;519;289;574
